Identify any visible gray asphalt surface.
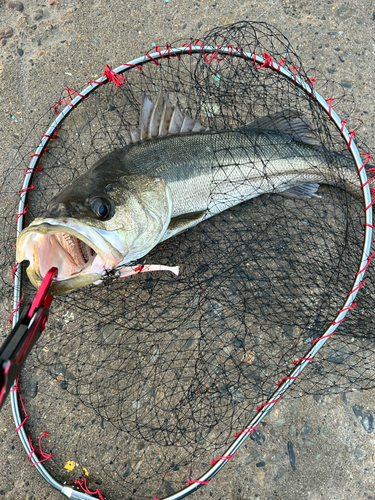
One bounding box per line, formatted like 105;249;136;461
1;1;375;499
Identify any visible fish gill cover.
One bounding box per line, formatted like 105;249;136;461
0;21;374;500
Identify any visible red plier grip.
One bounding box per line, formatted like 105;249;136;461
0;267;58;411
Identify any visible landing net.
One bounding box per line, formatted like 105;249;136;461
0;22;373;500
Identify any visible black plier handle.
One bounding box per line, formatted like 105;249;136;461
0;267;58;411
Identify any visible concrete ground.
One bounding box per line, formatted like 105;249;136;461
1;0;375;499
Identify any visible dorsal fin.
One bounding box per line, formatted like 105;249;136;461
126;92;209;144
159;94;174;136
149;90;164;138
245;110;321;146
139;94;154;140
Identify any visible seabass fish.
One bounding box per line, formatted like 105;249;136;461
17;91;359;294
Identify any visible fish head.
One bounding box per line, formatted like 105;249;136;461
16;168;172;295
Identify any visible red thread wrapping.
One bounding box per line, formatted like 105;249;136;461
145;52;160;65
74;479;104;500
234;46;248;61
15;203;28;223
364;188;375;211
103;65;126;87
234;424;259;438
66;87;87;100
41;127;60;140
340;120;347;135
187;480;211;485
30;149;48;158
288;66;298;84
256;395;284;412
347;281;365;295
276;58;286;73
305;78;316;98
182;42;193;54
134;265;145;272
54;99;76;115
24;164;43;176
356;251;375;275
358;153;372;174
12;262;18;281
27;432;52;466
360;175;375;189
331;318;345;325
154;43;181;60
194;39;205;59
338;302;357;313
10;376;29;432
325;97;333;119
211;451;237;467
293;357;314;365
122;62;143;70
8;295;22;325
53;87;86;116
256;52;273;70
277;373;301;387
205;44;223;64
87;79;106;86
19;185;34;196
363;223;375;229
312;331;336;344
347;130;355;150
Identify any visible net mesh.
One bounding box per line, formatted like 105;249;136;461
0;21;374;499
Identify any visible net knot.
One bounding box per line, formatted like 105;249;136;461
256;52;273;70
102;65;126;87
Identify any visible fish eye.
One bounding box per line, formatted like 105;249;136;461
90;198;112;220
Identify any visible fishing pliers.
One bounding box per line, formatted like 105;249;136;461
0;267;58;411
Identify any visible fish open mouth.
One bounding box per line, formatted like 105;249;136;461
53;232;97;273
16;219;124;291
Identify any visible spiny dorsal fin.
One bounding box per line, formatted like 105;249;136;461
126;92;209;144
140;94;155;140
159;93;174;136
149;90;164;138
246;110;321;146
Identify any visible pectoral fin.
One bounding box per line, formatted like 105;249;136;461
167;211;207;233
280;183;321;199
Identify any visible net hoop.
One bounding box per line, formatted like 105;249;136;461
9;45;373;500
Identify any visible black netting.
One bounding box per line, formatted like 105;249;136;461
0;22;374;500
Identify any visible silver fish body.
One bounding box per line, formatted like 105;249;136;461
16;93;359;294
108;128;357;240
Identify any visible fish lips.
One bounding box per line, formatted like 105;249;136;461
16;218;124;295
